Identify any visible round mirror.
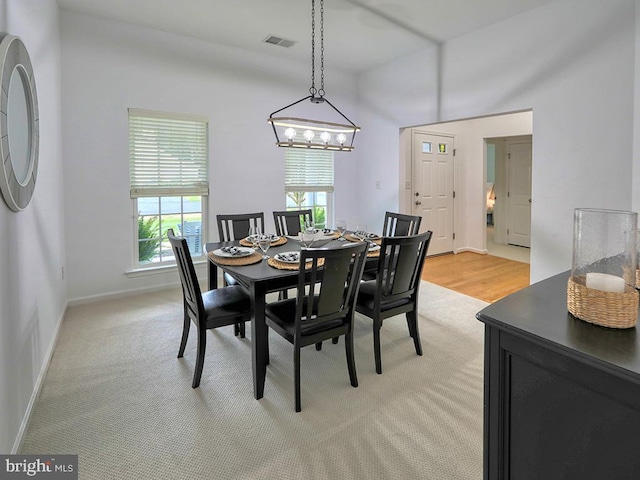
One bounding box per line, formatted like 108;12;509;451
0;34;39;212
8;65;33;185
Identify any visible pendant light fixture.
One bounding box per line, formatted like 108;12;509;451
268;0;360;151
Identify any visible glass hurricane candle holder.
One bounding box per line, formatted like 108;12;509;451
567;208;639;328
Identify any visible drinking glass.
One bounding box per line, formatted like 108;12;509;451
305;219;316;234
248;226;261;251
258;234;271;259
355;224;367;242
336;220;347;241
300;230;315;248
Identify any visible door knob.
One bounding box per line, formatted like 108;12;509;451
415;200;422;206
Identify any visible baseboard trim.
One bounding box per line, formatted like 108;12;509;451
460;247;488;255
12;300;68;454
69;263;209;306
68;283;182;306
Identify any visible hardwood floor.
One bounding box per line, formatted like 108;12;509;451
421;251;530;303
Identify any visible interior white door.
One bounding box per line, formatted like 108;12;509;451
412;132;455;256
506;142;532;247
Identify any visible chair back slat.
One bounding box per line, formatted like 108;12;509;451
317;252;354;314
382;211;422;237
216;212;265;241
296;242;368;338
377;231;432;304
273;209;312;236
168;229;205;323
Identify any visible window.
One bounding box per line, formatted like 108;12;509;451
284;149;334;229
129;109;208;266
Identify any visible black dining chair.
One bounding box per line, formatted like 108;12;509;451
168;229;251;388
265;241;369;412
356;231;432;374
273;209;313;236
272;209;313;300
362;211;423;282
382;211;422;236
217;212;265;242
216;212;265;336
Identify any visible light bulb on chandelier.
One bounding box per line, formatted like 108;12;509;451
303;130;315;143
320;131;331;144
284;127;297;142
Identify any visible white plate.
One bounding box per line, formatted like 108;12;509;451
274;251;312;264
368;244;381;252
365;233;381;240
212;246;254;258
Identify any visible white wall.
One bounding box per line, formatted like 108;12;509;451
0;0;66;453
62;0;637;296
60;12;360;301
356;47;440;233
358;0;636;282
633;0;640;213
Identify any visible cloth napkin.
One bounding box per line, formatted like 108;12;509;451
221;246;245;256
277;252;299;262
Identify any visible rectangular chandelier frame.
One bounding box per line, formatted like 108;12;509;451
268;95;360;151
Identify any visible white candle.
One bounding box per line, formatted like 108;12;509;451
585;272;626;293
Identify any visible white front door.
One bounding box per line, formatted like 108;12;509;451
412;131;455;256
506;141;532;247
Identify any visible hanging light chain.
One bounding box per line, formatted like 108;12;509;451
319;0;325;97
268;0;359;151
310;0;316;96
309;0;325;98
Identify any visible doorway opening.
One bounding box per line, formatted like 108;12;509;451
485;135;531;264
402;110;532;263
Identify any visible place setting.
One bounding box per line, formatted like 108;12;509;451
268;250;325;270
344;223;380;243
239;228;287;248
286;223;339;248
343;223;382;257
207;245;262;266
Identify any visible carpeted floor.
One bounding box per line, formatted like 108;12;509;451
20;282;488;480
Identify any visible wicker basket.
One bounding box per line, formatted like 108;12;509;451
567;276;639;329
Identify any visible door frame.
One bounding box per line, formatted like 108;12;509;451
486;135;532;248
409;128;457;254
401;110;533;258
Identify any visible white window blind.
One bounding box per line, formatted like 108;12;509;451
129;109;209;198
284;149;334;193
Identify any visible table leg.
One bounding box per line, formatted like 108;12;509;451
208;260;218;290
250;281;268;399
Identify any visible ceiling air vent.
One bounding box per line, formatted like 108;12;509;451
263;35;296;48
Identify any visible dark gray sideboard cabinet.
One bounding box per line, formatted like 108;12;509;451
476;272;640;480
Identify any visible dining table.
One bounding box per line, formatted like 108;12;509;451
204;232;380;400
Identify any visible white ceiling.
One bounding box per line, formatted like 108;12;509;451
56;0;556;73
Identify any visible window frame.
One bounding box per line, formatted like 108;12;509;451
284;149;334;228
133;195;207;268
129;109;209;269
